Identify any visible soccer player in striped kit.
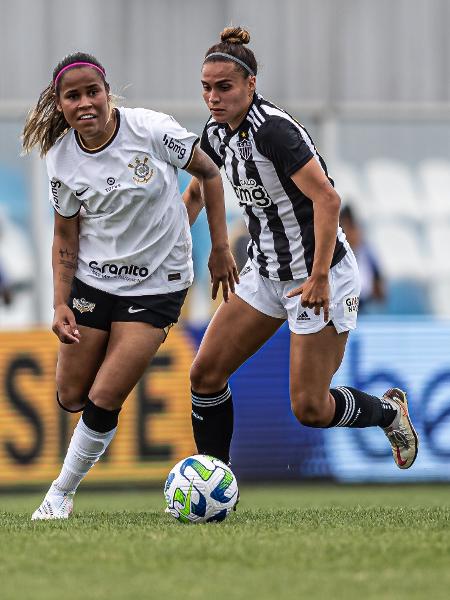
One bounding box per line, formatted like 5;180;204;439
184;27;418;471
22;52;238;519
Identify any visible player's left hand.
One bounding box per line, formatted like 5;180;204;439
287;273;330;322
208;247;239;302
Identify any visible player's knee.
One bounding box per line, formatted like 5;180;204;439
89;388;124;411
56;390;87;413
291;393;329;427
190;360;227;394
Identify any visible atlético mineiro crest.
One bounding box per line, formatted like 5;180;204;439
237;131;252;161
128;156;153;184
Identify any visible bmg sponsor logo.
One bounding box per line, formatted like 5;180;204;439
232;178;272;208
50;179;62;207
162;134;186;161
89;260;149;279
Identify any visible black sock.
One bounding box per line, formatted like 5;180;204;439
191;385;233;464
82;399;121;433
328;387;397;428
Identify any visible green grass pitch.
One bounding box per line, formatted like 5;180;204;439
1;485;449;600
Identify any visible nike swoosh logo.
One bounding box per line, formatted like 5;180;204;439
75;187;89;197
396;446;408;467
128;306;146;313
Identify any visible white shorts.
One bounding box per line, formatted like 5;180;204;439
235;249;361;335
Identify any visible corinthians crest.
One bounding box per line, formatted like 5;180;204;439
73;297;96;314
128;156;154;184
237;130;252;161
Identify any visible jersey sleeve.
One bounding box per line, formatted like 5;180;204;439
149;113;199;169
255;117;314;177
47;178;81;217
200;123;223;168
46;150;82;218
45;155;82;220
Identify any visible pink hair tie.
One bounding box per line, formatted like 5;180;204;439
54;61;106;87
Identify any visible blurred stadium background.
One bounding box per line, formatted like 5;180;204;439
0;0;449;488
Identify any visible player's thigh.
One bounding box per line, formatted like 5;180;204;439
89;321;165;409
192;294;285;384
289;326;349;401
56;325;109;400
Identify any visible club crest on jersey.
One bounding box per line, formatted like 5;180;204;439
128;156;153;184
73;297;96;314
237;131;252;161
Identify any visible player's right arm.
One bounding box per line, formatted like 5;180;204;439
52;211;81;344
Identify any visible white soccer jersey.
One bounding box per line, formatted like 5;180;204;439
46;107;198;295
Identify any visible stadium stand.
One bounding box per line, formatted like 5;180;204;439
365;159;422;224
419;159;450;223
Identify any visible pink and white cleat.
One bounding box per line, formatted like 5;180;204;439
382;388;419;469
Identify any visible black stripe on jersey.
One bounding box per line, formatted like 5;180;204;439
242;143;294;280
256;99;346;273
216;127;228;165
200;122;223;167
226;140;269;277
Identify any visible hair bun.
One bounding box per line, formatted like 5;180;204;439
220;26;250;45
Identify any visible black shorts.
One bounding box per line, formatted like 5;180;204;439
69;277;188;332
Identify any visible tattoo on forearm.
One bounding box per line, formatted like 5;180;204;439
58;247;77;271
59;273;73;284
59;247;76;260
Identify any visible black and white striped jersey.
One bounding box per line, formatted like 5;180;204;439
201;93;348;280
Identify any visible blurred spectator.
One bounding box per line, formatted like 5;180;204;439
0;259;12;305
340;204;385;312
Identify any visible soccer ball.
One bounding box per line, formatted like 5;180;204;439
164;454;239;524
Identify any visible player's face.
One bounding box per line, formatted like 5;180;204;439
201;62;256;130
56;67;114;148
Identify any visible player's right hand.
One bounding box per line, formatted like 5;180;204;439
52;304;81;344
208;247;239;303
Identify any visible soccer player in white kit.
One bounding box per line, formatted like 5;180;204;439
184;27;419;472
22;52;238;519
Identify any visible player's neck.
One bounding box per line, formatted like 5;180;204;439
78;109;116;151
227;97;254;132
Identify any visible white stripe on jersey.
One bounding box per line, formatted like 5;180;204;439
203;94;348;280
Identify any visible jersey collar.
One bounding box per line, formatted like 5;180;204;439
75;108;121;154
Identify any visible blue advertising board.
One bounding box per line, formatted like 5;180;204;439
189;318;450;482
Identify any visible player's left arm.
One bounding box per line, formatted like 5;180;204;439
182;176;204;226
185;146;239;301
287;159;341;321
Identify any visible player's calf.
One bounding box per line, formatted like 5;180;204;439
290;394;333;427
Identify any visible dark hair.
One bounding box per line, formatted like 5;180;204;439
204;26;257;77
340;204;357;225
22;52;109;157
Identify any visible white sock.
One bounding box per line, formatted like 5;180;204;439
52;417;117;493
